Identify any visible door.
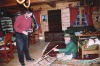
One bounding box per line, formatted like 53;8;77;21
48;10;62;32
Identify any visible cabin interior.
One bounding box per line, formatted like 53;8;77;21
0;0;100;66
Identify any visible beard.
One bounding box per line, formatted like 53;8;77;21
65;41;70;45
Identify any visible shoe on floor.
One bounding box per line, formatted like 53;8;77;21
21;63;25;66
26;58;34;62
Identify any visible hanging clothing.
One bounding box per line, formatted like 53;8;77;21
32;15;39;31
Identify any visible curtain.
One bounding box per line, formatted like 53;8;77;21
70;7;78;27
34;10;42;33
84;6;94;26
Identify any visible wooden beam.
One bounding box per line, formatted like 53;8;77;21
46;1;56;7
0;0;17;7
0;0;81;8
0;0;53;8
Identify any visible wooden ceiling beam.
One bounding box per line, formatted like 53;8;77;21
0;0;17;7
0;0;54;8
0;0;81;8
46;1;56;7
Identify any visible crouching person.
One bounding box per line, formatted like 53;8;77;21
53;33;77;61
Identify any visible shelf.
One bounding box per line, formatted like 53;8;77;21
0;17;13;33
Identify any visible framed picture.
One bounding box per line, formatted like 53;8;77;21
42;15;48;22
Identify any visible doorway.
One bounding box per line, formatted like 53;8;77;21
48;9;62;32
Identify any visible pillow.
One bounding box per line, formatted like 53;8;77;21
94;38;100;45
85;38;100;48
86;39;95;48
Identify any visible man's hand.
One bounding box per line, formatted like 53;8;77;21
53;48;59;51
22;31;28;35
27;29;33;33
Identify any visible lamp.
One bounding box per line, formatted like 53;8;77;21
16;0;30;8
23;0;30;8
16;0;25;4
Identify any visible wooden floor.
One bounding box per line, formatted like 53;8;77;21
0;40;100;66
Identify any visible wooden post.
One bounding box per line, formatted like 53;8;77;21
79;7;83;26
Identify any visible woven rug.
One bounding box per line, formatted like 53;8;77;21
31;55;57;66
51;57;100;66
51;59;93;66
31;56;100;66
31;42;100;66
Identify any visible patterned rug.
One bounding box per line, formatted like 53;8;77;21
31;55;57;66
31;56;100;66
31;55;100;66
52;57;100;66
52;59;93;66
31;42;100;66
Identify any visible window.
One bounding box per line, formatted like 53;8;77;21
73;11;88;27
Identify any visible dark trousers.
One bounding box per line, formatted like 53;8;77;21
15;32;31;63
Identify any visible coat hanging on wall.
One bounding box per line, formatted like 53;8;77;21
92;12;100;30
32;14;39;31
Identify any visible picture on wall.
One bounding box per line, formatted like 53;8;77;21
42;15;48;22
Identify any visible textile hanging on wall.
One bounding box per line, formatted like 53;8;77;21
70;6;94;27
70;7;78;27
32;15;38;31
33;10;42;33
84;6;94;26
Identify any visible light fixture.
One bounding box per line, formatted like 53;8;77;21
23;0;30;8
16;0;25;4
16;0;30;8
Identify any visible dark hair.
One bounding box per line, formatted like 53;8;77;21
26;9;33;13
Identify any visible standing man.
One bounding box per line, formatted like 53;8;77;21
53;33;77;60
14;10;34;66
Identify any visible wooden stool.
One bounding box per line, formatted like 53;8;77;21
28;33;36;44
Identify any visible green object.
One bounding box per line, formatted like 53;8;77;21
79;40;86;48
59;41;77;53
12;36;16;41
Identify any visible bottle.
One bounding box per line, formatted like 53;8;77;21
83;29;86;34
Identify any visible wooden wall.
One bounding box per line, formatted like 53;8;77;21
32;2;79;40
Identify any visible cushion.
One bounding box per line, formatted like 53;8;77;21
84;44;99;51
86;39;95;48
94;38;100;45
86;38;100;48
